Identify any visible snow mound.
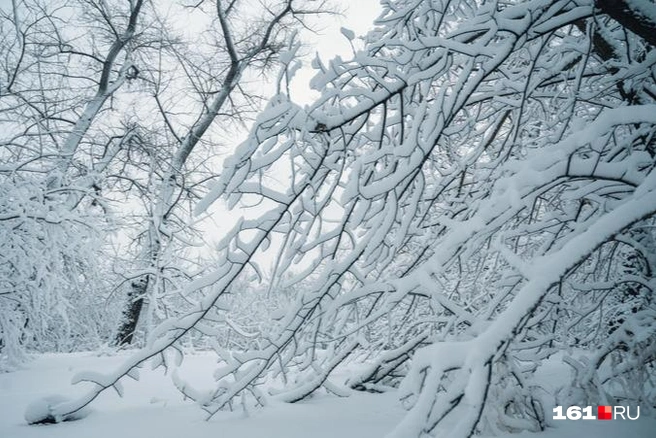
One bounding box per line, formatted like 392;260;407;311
24;394;90;425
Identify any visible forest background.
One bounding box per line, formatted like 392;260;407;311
1;1;655;437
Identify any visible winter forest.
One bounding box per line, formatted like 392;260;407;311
1;0;656;437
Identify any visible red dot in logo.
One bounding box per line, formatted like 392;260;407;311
597;405;612;420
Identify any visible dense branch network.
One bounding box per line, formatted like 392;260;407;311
18;0;656;437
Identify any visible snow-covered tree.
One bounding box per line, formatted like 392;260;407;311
28;0;656;436
112;0;333;346
0;0;331;366
0;0;148;368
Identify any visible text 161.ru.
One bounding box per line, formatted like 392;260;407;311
553;406;640;420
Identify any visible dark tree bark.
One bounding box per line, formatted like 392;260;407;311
596;0;656;46
114;277;148;346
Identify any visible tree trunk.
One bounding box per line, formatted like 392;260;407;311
115;277;148;346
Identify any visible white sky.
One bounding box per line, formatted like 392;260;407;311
290;0;381;104
202;0;382;273
0;0;382;275
0;0;381;113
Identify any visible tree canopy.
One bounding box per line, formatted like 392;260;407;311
4;0;656;437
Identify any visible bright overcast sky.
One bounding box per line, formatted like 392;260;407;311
0;0;381;104
0;0;383;268
290;0;381;104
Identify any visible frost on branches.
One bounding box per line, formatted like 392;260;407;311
34;0;656;436
0;0;136;369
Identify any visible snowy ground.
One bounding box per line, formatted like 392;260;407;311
0;352;654;438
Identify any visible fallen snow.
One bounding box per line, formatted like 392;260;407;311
1;352;405;438
24;394;90;425
0;352;654;438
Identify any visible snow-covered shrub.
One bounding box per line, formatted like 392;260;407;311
0;178;114;370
